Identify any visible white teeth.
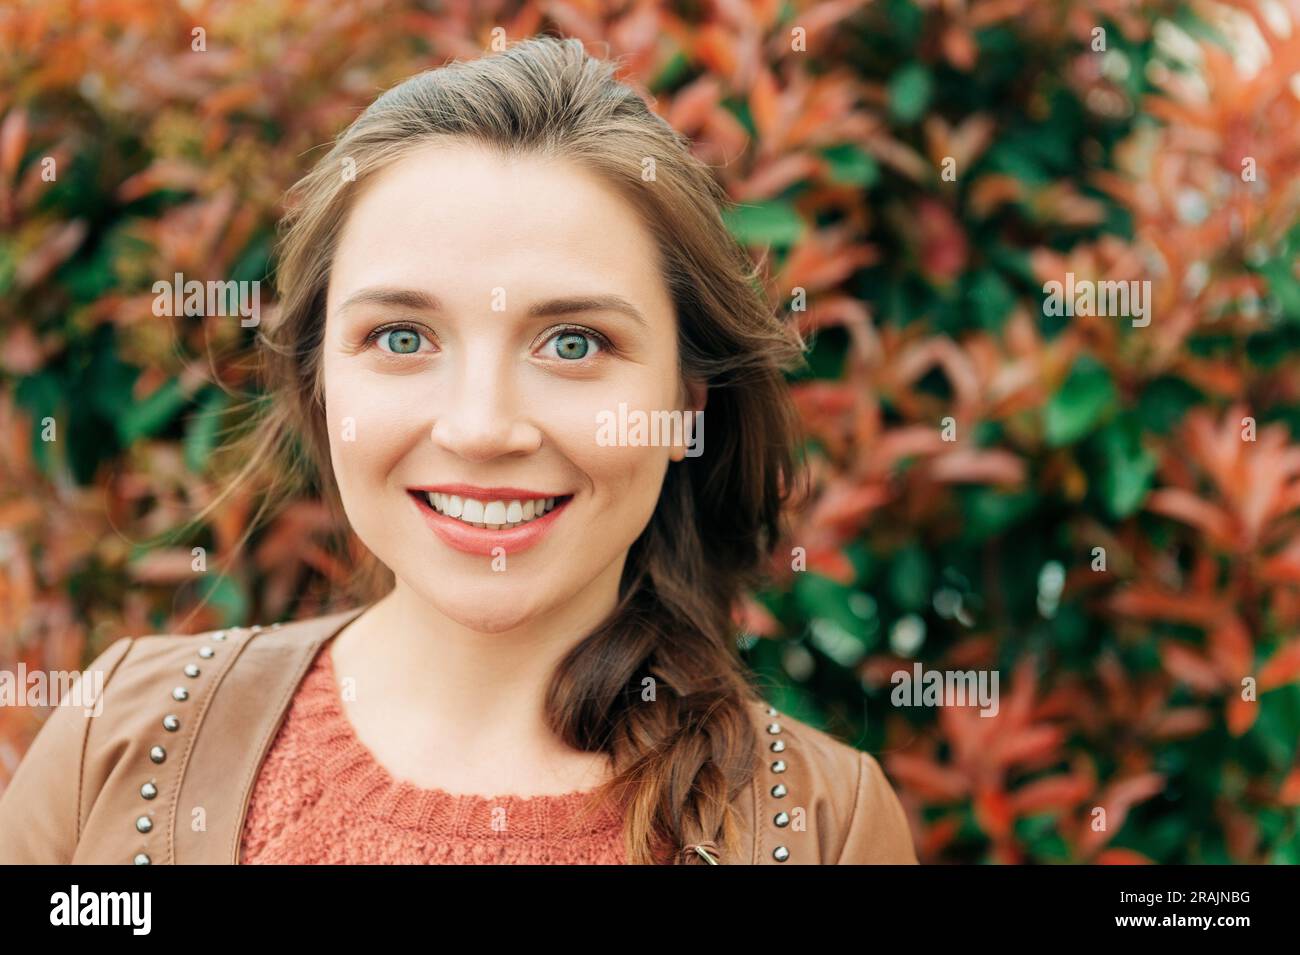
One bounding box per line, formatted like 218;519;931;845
424;493;565;528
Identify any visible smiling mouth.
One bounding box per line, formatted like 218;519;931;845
407;490;574;530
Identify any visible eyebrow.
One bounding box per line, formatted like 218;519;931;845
337;287;647;327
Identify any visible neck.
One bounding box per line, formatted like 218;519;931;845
328;555;627;790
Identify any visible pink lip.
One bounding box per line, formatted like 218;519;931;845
408;490;573;556
408;484;570;500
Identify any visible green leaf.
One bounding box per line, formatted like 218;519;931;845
15;371;66;477
1253;683;1300;772
793;573;876;654
888;544;932;612
1096;417;1156;518
230;232;273;285
59;235;116;303
1257;257;1300;320
1136;377;1202;435
650;49;689;92
723;200;804;247
117;376;187;445
959;488;1036;542
967;269;1014;331
184;387;229;474
0;241;15;296
1045;356;1117;446
888;62;932;123
197;573;248;628
821;144;879;187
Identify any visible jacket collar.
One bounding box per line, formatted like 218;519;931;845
168;606;774;864
174;606;367;863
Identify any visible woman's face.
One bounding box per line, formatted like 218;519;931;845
321;141;701;633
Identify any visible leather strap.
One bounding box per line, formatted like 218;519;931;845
172;607;366;863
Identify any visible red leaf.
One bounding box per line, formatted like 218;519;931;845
1095;848;1154;864
1225;693;1258;737
0;108;27;182
885;753;970;802
974;786;1015;839
1259;640;1300;690
1207;613;1254;683
1159;641;1225;693
1010;774;1094;815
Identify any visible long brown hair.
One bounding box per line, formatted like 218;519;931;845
217;34;807;864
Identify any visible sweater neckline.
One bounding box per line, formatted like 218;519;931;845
286;638;625;839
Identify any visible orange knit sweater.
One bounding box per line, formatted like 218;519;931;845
238;640;627;864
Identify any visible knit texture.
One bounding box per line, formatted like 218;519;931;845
238;640;627;864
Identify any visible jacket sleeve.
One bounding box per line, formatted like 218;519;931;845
0;637;135;864
834;751;918;864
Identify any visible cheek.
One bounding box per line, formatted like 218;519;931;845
540;375;679;519
321;356;426;501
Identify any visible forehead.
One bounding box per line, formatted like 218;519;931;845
327;140;669;314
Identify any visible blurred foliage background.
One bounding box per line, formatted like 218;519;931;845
3;0;1300;863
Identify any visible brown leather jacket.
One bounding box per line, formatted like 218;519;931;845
0;607;918;865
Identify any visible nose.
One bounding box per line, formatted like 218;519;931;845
427;346;542;461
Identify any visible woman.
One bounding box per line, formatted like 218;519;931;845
0;35;915;865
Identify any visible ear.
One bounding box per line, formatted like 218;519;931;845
683;377;707;414
669;377;707;463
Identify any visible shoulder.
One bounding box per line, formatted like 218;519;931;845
0;610;362;863
85;608;367;717
0;629;212;862
738;699;917;864
17;610;363;775
71;625;256;732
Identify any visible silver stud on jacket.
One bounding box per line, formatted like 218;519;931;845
132;626;243;863
767;707;789;862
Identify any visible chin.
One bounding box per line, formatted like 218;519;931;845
414;581;548;634
443;604;540;635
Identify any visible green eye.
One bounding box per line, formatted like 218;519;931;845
554;332;591;360
381;328;423;354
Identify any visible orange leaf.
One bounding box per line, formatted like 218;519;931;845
1279;767;1300;806
1207;613;1254;683
805;547;857;584
1225;692;1257;737
748;66;781;145
974;787;1015;839
1259;640;1300;691
0;108;27;182
1146;488;1236;549
1095;848;1154;864
994;726;1067;769
1010;774;1093;815
1160;641;1224;693
885;753;970;802
1110;586;1226;627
